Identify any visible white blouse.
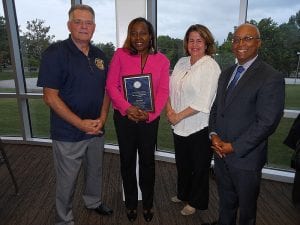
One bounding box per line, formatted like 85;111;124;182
170;55;221;137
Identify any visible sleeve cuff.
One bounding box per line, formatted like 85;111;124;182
209;132;218;140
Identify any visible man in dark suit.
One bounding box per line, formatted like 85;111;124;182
208;23;285;225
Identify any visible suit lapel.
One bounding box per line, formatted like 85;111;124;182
220;66;235;109
222;58;262;109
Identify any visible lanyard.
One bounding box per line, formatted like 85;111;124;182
141;54;149;74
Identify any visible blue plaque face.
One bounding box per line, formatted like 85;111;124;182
123;74;154;112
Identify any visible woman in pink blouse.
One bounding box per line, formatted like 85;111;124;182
106;17;170;222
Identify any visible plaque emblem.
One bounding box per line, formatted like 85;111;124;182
133;81;142;89
122;74;155;112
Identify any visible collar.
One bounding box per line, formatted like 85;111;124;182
66;35;93;56
237;55;258;70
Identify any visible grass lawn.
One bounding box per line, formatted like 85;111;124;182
0;71;38;80
285;84;300;110
267;117;295;169
0;71;15;80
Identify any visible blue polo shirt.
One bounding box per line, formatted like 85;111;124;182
37;36;108;142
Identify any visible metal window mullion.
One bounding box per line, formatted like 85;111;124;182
3;0;32;141
238;0;248;24
147;0;157;34
71;0;82;6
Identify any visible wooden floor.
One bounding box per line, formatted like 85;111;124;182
0;144;299;225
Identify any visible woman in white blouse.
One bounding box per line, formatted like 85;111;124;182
166;24;221;216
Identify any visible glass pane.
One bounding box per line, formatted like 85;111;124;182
157;0;238;70
157;0;239;152
28;98;120;142
105;108;174;149
0;1;15;93
157;110;174;151
14;0;70;93
105;108;117;145
267;117;295;169
286;84;300;110
28;98;50;138
247;1;300;169
0;99;21;136
247;1;300;110
82;1;117;144
84;0;116;63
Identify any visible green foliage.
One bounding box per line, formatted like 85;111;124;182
95;42;115;63
215;50;235;70
20;19;55;71
215;32;236;69
254;17;300;76
157;35;184;68
0;16;11;70
218;10;300;76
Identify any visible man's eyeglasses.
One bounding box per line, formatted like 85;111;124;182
72;19;94;27
231;36;260;44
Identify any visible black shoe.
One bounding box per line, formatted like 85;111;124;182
143;209;153;222
126;209;137;222
201;222;218;225
93;203;113;215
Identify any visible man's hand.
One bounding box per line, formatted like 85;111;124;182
211;134;233;158
211;134;225;158
80;119;103;135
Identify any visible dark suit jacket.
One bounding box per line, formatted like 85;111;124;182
209;57;285;171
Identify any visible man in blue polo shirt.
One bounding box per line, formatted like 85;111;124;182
37;4;112;225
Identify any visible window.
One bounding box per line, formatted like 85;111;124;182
84;0;116;48
1;0;299;172
247;0;300;169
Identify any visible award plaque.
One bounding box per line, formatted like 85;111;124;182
122;73;155;112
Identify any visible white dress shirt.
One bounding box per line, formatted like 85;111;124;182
170;55;221;137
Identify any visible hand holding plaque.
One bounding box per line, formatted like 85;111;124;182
123;74;155;112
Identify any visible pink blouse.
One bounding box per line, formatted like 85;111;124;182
106;48;170;122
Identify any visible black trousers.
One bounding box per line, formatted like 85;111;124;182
173;127;212;209
214;159;261;225
293;169;300;205
113;110;159;210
